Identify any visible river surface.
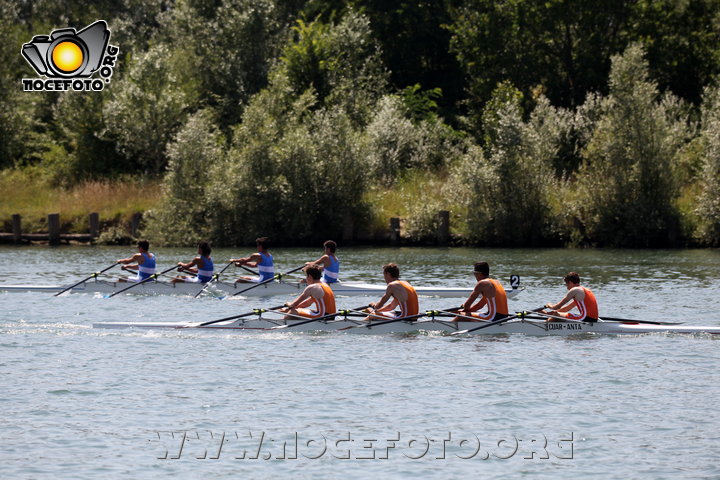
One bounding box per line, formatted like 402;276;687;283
1;246;720;479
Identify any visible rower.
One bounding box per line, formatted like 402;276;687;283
365;263;419;321
280;265;336;320
304;240;340;284
116;240;156;282
231;237;274;283
171;242;214;284
452;261;509;322
544;272;599;322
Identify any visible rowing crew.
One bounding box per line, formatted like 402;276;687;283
277;261;598;324
115;237;341;285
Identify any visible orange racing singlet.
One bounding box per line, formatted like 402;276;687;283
568;287;598;321
396;280;419;317
469;279;509;320
299;282;337;319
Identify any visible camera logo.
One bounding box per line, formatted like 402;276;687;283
21;20;119;92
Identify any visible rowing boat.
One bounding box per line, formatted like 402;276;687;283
92;315;720;336
0;279;523;298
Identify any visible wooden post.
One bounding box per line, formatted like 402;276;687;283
390;217;401;245
89;212;99;238
130;212;142;238
437;210;449;245
12;214;22;243
48;213;60;245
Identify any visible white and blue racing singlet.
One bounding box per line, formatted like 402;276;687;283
197;255;214;283
322;255;340;284
258;252;274;281
137;252;156;280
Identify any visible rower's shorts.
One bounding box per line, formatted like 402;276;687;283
296;308;323;319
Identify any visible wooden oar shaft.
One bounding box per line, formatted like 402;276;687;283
54;263;117;296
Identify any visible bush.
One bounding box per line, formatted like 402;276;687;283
695;83;720;246
573;44;689;247
144;109;225;246
450;83;560;246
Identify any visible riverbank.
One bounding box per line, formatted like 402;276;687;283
0;168;162;239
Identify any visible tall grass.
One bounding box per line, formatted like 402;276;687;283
0;168;162;232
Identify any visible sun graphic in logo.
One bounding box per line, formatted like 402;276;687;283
51;41;84;73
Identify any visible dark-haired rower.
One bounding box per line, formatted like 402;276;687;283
304;240;340;284
452;261;508;322
172;242;214;284
544;272;599;322
231;236;274;283
365;263;419;321
116;240;156;282
280;265;337;320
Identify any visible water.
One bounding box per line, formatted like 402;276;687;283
1;246;720;479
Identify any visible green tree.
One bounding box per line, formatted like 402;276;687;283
301;0;465;118
280;11;387;123
104;44;198;174
695;83;720;245
574;44;689;247
160;0;292;128
144;109;225;245
451;82;560;246
0;0;35;168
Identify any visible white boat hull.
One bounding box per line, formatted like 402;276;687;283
0;279;523;299
92;317;720;336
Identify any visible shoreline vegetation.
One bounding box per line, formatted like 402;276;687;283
2;2;719;248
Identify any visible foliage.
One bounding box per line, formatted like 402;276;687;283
450;83;560;246
160;0;291;128
144;109;225;246
2;1;720;246
573;44;689;247
104;44;198;175
695;83;720;245
365;96;463;186
281;10;388;123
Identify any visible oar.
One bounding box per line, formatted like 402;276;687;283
193;261;235;298
451;307;545;335
54;263;117;296
188;304;286;328
272;305;371;330
425;309;487;323
237;264;259;276
530;310;594;323
339;312;427;331
599;316;684;325
531;311;683;326
105;265;180;298
230;265;305;297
